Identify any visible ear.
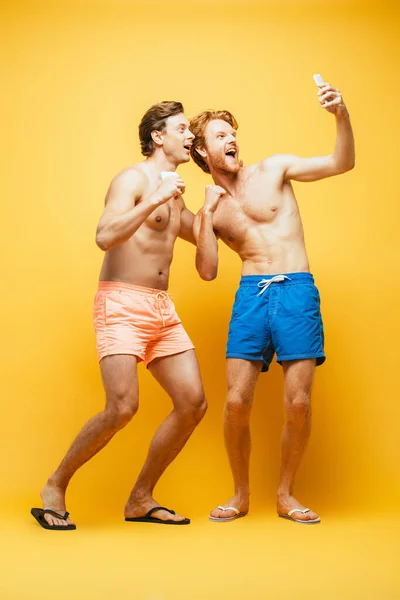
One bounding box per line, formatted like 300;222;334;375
151;129;164;148
196;146;207;159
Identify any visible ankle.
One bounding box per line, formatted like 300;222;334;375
277;484;293;496
46;475;67;491
128;488;153;504
234;489;250;501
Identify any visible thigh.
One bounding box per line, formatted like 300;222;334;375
148;349;204;410
226;288;270;365
273;282;325;365
226;358;263;404
94;288;150;363
282;358;316;399
100;354;139;409
144;321;194;369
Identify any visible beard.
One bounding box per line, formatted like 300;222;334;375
210;151;240;174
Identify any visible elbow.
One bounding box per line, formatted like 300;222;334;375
196;264;218;281
201;271;217;282
336;158;355;174
95;228;111;252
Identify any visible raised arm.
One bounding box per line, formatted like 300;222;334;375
270;82;355;183
193;185;225;281
95;170;184;251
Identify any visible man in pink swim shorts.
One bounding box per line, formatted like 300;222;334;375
31;102;206;530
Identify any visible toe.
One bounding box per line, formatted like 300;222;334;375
210;507;224;519
152;509;185;522
44;514;54;527
210;507;237;519
306;510;319;521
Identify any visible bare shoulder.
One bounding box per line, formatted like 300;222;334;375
111;164;148;190
259;155;290;174
102;164;149;209
105;164;149;205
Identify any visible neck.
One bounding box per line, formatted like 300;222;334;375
209;166;242;195
146;151;180;173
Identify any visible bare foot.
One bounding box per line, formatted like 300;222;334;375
277;494;320;522
209;495;249;520
40;482;75;527
124;496;188;523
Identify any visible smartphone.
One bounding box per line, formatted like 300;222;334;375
313;74;324;86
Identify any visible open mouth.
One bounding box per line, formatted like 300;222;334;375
184;144;192;151
225;149;237;158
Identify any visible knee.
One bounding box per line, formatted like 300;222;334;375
176;389;208;425
225;391;252;423
105;390;138;429
195;393;208;422
285;392;311;425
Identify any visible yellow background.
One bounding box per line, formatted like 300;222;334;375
1;1;399;598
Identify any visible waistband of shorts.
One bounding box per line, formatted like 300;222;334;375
238;272;315;286
97;281;170;296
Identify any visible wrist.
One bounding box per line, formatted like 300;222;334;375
148;192;165;208
335;104;349;119
203;205;216;216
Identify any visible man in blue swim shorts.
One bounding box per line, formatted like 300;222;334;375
191;80;355;524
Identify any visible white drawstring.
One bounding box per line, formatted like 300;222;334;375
257;275;291;296
156;291;169;326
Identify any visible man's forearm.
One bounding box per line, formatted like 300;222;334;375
333;107;355;173
96;193;162;251
196;210;218;281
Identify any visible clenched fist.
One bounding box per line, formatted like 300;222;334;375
204;184;226;213
157;176;185;203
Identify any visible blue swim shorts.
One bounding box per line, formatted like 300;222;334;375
226;272;325;372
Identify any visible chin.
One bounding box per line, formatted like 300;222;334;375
225;162;240;174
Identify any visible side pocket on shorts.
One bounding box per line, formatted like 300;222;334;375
93;291;106;329
307;284;321;306
230;287;252;321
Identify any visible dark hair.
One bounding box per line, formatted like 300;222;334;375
190;110;238;173
139;101;184;156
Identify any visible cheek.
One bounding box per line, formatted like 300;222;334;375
209;145;223;159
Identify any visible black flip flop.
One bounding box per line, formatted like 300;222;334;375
30;507;77;530
125;506;190;525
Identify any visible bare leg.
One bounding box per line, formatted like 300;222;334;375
210;358;262;520
277;359;319;521
40;354;139;527
125;349;207;523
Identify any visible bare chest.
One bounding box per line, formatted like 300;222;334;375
140;199;181;235
214;186;284;241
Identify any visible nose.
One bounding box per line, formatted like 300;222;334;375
187;129;195;140
227;134;236;144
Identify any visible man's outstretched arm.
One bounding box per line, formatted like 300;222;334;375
268;82;355;182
